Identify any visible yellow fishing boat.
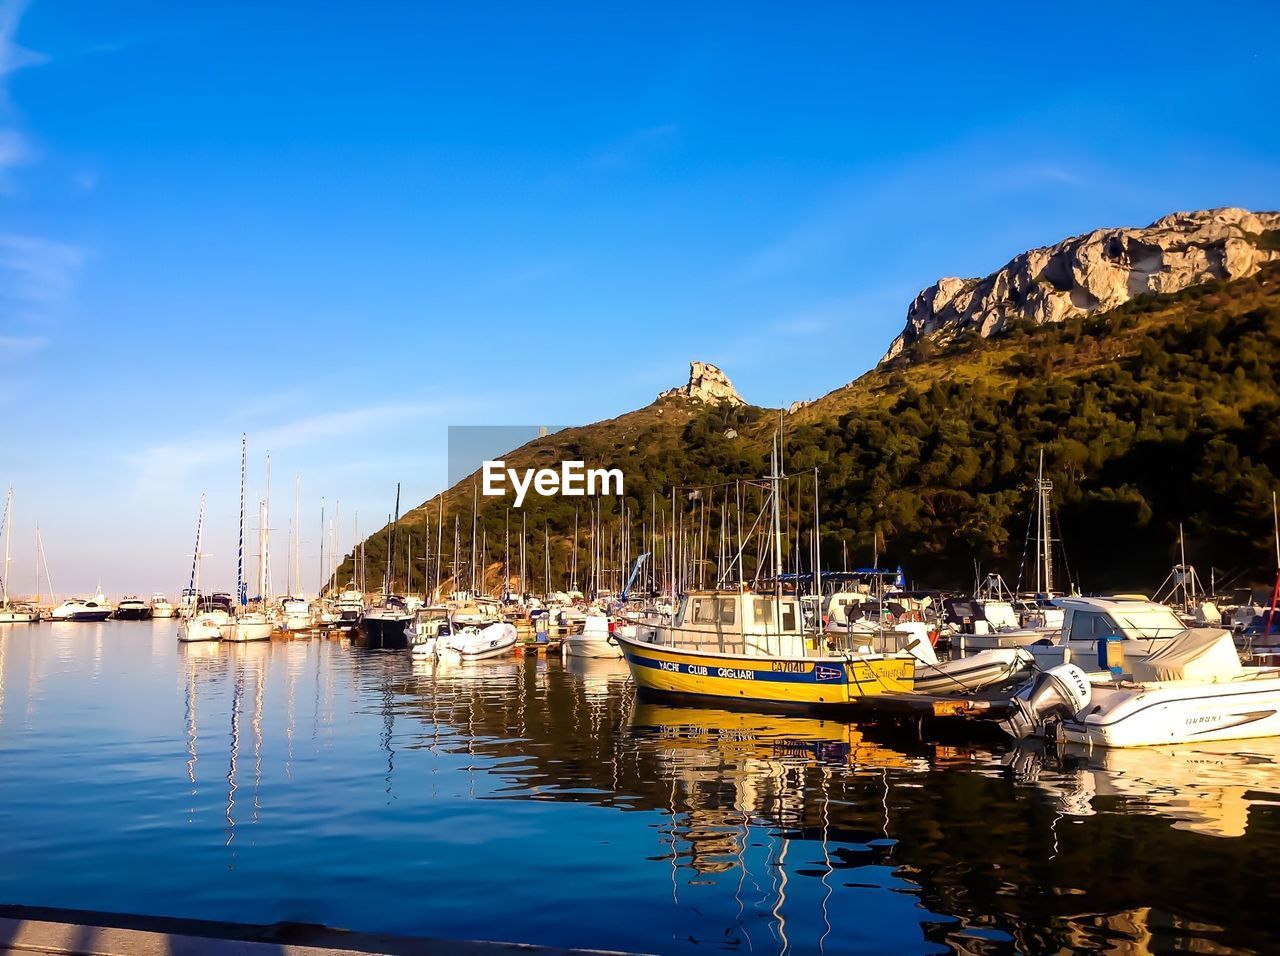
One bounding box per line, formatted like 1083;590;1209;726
615;588;915;709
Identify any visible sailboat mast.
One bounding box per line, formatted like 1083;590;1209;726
258;500;268;602
435;495;444;600
190;493;206;600
470;484;478;593
319;497;325;598
1273;490;1279;570
189;493;206;596
388;482;401;596
264;454;272;599
771;434;784;638
237;434;247;607
293;475;301;595
812;467;821;607
2;486;12;607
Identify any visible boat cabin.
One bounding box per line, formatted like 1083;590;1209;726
1059;596;1188;649
655;589;809;657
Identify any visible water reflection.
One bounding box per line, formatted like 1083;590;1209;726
1010;737;1280;839
0;624;1278;954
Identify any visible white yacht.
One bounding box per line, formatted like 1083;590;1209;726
149;593;175;618
563;613;622;659
1024;596;1189;671
49;592;113;622
334;588;364;628
1005;629;1280;747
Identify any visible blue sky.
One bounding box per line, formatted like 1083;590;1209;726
1;0;1277;595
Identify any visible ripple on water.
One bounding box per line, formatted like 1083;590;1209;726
2;623;1280;954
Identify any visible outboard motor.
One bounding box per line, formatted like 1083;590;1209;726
1002;663;1092;740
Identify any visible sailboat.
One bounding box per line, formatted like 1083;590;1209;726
358;483;413;649
177;495;228;642
615;442;916;709
0;487;39;623
225;436;272;642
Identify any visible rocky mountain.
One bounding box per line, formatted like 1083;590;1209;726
882;207;1280;363
336;217;1280;594
657;361;744;406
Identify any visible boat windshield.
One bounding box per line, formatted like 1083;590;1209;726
1112;606;1185;639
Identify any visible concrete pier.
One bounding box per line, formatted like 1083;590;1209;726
0;905;644;956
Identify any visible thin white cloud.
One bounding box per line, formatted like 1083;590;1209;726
0;234;83;302
0;0;44;186
0;332;47;356
126;400;475;494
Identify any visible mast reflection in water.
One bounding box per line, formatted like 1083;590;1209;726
1;622;1279;954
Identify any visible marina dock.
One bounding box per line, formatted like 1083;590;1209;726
0;906;645;956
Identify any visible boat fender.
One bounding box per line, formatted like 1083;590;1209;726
1098;633;1125;678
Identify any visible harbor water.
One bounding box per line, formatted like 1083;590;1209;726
2;621;1279;954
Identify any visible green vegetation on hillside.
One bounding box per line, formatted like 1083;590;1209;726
337;262;1280;595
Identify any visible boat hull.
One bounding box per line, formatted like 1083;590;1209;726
1060;675;1280;748
150;607;175;619
913;648;1031;695
225;618;274;642
177;617;225;642
563;634;623;659
66;610;112;622
438;623;519;660
114;608;152;621
0;608;40;623
357;614;412;649
615;633;914;709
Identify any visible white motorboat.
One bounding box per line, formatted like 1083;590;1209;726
437;620;519;661
1004;629;1280;748
562;613;622;659
149;593;175;618
334;588;364;627
1023;596;1189;671
49;592;113;622
449;594;503;626
407;605;450;657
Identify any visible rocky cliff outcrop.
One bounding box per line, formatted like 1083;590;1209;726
882;207;1280;363
658;361;744;406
